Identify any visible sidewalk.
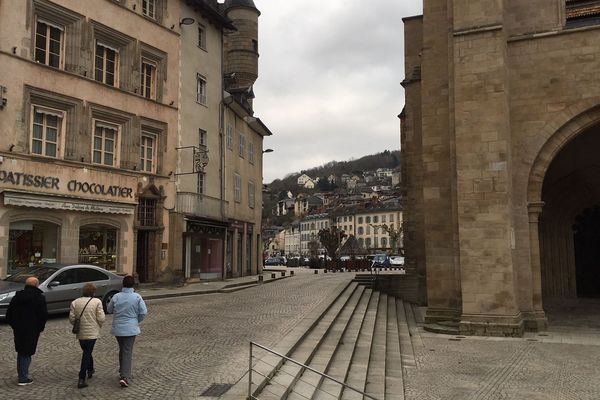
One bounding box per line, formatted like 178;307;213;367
135;268;309;300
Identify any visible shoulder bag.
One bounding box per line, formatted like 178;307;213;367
72;298;93;334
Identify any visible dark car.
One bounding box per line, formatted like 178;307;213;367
264;257;282;266
371;254;391;268
0;264;124;318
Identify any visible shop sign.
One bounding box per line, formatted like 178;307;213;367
4;193;134;215
0;170;133;199
229;220;244;230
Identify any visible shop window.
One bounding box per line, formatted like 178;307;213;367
35;20;63;68
140;132;156;173
138;198;157;227
31;106;64;158
8;221;59;274
79;226;118;270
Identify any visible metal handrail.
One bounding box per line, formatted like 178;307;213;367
248;341;381;400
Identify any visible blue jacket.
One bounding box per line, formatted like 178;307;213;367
107;288;147;337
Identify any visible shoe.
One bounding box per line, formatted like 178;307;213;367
77;379;88;389
119;377;129;388
17;378;33;386
87;370;94;379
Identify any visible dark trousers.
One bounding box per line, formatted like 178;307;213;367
78;339;96;380
17;354;32;382
116;336;136;380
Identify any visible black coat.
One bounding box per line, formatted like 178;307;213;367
6;285;48;356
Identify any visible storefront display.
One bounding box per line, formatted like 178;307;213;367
79;226;118;270
8;221;59;274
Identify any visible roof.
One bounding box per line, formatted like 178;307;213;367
189;0;236;30
224;0;261;15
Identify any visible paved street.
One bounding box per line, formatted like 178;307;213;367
0;271;354;399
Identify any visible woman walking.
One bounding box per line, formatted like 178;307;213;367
69;283;105;389
107;275;147;388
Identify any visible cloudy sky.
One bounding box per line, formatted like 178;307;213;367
252;0;423;182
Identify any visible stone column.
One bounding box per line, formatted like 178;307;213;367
524;202;547;330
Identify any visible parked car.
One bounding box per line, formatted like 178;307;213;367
371;254;391;268
0;264;124;319
264;257;282;266
390;256;405;266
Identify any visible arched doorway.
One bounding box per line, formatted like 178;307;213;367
539;126;600;299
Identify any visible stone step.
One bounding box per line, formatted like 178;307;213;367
404;302;424;348
364;293;387;399
422;322;460;335
309;288;373;400
340;291;380;400
255;282;360;399
385;296;404;400
396;299;416;370
286;285;366;400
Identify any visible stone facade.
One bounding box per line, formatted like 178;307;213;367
402;0;600;335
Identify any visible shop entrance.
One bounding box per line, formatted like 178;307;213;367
136;231;156;283
188;234;224;280
8;221;59;274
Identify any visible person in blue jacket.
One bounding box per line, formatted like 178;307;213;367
107;275;147;388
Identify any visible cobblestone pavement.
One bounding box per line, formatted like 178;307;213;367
0;272;354;400
405;307;600;400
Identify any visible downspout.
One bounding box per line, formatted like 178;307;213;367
220;27;227;280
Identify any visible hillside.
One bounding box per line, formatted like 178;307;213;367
266;150;400;194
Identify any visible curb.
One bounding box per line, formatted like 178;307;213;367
142;276;291;301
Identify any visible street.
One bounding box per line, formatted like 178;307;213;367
0;272;354;399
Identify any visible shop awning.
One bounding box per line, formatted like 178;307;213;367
2;190;135;215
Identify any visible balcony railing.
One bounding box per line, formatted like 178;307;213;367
176;192;228;220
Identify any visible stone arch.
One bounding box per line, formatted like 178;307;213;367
528;102;600;203
78;216;125;230
3;210;63;227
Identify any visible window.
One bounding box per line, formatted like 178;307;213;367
373;216;379;223
390;214;395;222
374;238;379;248
381;237;388;248
367;226;371;235
197;172;205;194
239;134;246;158
226;124;233;150
566;0;600;27
140;132;156;173
249;141;255;164
138;198;156;226
141;59;157;99
142;0;156;19
382;215;387;223
35;20;63;68
358;217;363;224
234;173;241;202
79;226;117;270
358;227;364;235
248;181;255;208
198;24;206;49
196;74;207;104
95;42;119;86
55;269;82;285
366;216;371;224
31;106;63;158
80;268;109;282
199;128;207;149
93;121;119;166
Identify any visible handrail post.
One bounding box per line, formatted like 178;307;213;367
248;342;253;399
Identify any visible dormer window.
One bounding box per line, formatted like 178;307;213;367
566;0;600;28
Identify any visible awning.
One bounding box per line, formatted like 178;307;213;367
2;190;135;215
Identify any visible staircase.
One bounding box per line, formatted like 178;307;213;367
237;280;422;400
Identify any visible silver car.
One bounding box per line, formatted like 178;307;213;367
0;264;124;318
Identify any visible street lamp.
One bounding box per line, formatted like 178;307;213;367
263;148;274;154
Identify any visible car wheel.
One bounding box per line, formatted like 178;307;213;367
102;291;118;312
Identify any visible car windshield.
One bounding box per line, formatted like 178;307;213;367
5;266;58;283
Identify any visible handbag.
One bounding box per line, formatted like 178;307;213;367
72;297;93;334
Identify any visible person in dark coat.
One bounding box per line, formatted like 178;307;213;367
6;276;48;386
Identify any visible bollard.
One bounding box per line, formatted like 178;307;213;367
271;273;276;279
281;271;286;277
291;270;295;276
258;275;264;282
314;270;318;274
324;269;328;273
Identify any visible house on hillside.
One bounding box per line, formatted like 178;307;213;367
303;179;316;189
297;173;312;186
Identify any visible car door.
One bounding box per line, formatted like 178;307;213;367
44;268;82;313
78;268;111;298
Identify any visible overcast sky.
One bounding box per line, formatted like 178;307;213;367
252;0;423;183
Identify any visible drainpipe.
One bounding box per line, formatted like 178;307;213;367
220;27;227;280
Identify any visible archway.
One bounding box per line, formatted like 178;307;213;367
539;126;600;299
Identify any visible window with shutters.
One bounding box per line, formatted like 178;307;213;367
234;173;241;203
30;106;64;158
249;141;255;164
142;0;156;19
35;20;63;69
92;120;120;167
226;124;233;150
239;134;245;158
248;181;255;208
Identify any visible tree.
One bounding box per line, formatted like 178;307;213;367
318;226;347;260
308;239;320;258
373;223;403;254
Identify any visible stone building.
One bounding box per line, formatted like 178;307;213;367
401;0;600;335
0;0;270;283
